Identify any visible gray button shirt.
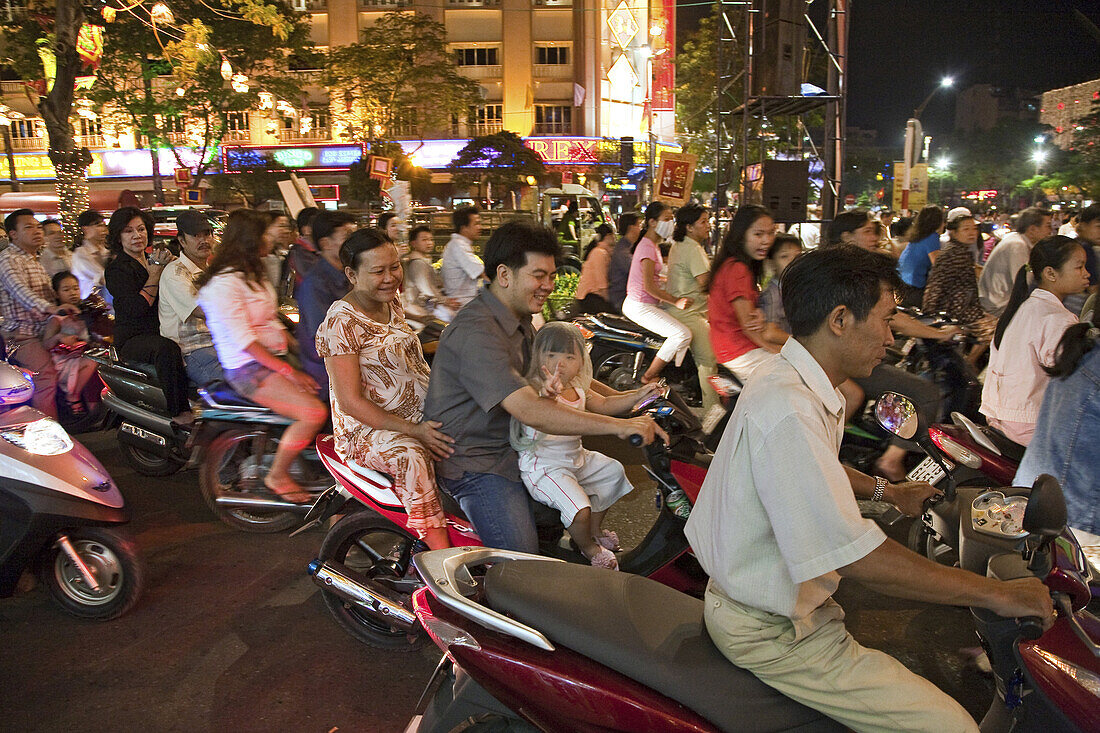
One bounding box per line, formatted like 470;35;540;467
424;288;534;481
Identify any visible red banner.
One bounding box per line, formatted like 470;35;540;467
651;0;676;111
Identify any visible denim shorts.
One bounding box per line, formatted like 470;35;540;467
223;360;277;397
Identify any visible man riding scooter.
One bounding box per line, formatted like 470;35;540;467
686;245;1054;732
423;220;664;553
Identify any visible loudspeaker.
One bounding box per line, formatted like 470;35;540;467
620;136;634;169
761;160;808;223
751;16;806;97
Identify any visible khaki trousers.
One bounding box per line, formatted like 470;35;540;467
703;582;978;733
665;308;719;413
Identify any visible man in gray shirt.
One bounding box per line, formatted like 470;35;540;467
424;219;664;552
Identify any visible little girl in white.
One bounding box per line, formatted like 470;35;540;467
512;322;654;570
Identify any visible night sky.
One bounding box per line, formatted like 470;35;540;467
678;0;1100;146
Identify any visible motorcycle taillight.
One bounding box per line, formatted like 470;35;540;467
412;587;481;655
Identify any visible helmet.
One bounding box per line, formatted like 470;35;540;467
0;362;35;406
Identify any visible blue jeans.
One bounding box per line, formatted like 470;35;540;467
185;346;224;388
439;471;539;553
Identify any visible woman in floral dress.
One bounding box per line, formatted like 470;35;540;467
317;228;453;549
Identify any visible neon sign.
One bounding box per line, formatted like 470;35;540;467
222;143;364;173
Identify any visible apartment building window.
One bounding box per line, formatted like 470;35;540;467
454;47;499;66
223;111;250;131
79;119;103;137
0;0;26;22
389;108;419;137
160;115;185;134
536;46;568;65
10;119;39;138
534;105;571;134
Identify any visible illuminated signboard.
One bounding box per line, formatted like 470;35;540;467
962;190;998;201
396;137;681;169
222;143;364;173
6;148;207;180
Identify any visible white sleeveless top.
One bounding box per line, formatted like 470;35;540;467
517;390;586;472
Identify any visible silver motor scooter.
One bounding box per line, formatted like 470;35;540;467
0;362;143;620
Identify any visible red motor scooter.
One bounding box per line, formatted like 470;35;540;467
302;387;711;650
397;473;1099;733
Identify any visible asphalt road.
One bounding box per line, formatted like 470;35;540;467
1;431;994;732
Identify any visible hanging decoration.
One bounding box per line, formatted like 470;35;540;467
76;24;105;69
220;57;233;81
150;2;175;25
101;7;116;23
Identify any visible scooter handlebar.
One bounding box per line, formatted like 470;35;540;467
1017;616;1044;640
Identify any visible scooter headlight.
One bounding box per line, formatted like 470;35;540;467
0;418;73;455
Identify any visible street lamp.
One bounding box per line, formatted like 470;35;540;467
913;76;955;120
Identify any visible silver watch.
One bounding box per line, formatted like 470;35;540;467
872;476;888;503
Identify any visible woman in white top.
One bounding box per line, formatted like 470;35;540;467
196;209;328;502
71;210;111;303
981;235;1089;445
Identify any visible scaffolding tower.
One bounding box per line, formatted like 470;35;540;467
714;0;849;221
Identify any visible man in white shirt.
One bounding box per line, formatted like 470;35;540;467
440;205;485;306
1057;209;1077;238
978;207;1052;316
685;245;1053;732
38;218;70;278
158;210;221;387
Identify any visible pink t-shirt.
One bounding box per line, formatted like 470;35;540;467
625;237;663;305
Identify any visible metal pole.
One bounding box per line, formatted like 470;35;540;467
822;0;847;220
2;124;20;192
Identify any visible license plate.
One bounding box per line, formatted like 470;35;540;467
906;455;953;486
120;422;167;446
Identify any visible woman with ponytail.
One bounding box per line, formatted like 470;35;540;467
1015;316;1100;548
979;235;1090;445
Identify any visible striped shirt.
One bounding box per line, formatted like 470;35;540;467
0;245;55;338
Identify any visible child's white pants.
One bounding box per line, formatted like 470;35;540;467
521;449;633;527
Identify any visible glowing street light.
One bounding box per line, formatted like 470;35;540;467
1032;149;1047;165
935;156;952;169
913;75;956;119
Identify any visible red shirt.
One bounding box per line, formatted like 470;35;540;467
709;259;760;363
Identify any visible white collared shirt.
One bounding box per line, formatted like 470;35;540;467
71;240;108;299
981;288;1077;425
685;338;886;636
440;233;483;306
158;252;203;343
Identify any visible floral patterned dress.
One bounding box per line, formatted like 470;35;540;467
316;298;445;534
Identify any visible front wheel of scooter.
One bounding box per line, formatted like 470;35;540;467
39;527;144;621
317;511;426;651
907;517;958;567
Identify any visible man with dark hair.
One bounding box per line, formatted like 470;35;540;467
608;211;641;311
979;206;1053;315
282;206;321;299
38;218;69;277
297;210;356;396
424;220;665;552
686;245;1053;732
0;209;78;417
440;204;484;306
1066;203;1100;315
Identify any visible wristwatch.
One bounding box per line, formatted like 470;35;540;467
872;476;888;503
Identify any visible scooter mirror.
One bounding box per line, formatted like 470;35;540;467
1022;474;1068;539
874;392;918;440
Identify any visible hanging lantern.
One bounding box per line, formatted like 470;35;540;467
101;7;116;23
150;2;174;24
76;24;105;69
258;92;274;110
220;57;233;81
230;74;249;93
175;87;186;96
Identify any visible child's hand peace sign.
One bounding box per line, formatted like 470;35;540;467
540;363;565;399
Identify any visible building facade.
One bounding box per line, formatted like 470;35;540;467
0;0;676;198
1039;78;1100;149
953;84;1039;135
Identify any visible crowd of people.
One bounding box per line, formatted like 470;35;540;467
0;195;1096;731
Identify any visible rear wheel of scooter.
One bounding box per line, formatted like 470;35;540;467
317;511;425;651
117;429;185;477
592;348;642;392
39;527;144;620
200;427;299;533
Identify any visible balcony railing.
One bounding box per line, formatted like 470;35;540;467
293;0;329;10
222;129;253;143
469;122;503;136
533;122;572;135
534;64;572;79
77;134;105;148
447;0;500;6
278;128;332;143
0;80;27;96
358;0;410;7
10;136;45;151
457;65;501;79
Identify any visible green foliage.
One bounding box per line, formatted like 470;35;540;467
208;165;285;207
325;12;481;143
543;271;578;321
448;131;545;199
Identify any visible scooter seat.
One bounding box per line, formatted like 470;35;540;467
592;313;654;338
485;561;842;733
982;427;1026;463
202;380;261;409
